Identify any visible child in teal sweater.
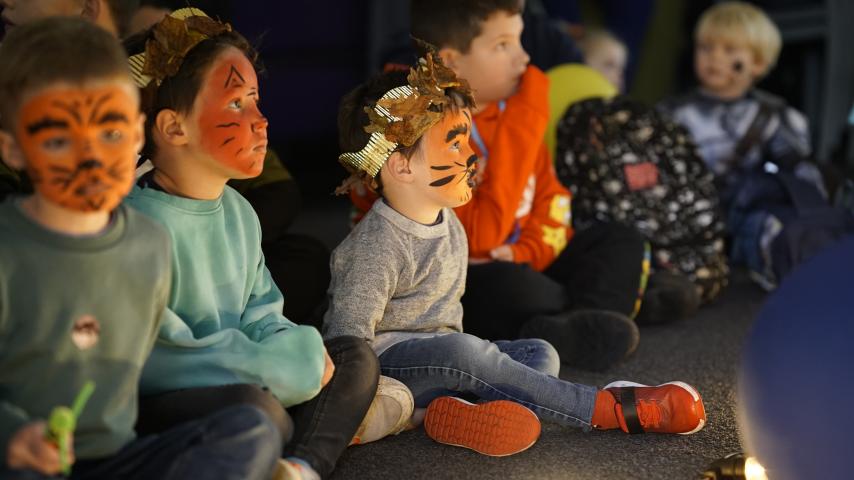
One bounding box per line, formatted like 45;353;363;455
123;9;380;480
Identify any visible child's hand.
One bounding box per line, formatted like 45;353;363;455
320;348;335;388
489;245;514;262
468;257;492;265
6;421;74;475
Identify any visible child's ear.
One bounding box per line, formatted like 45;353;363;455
0;130;26;171
750;56;768;79
438;47;461;73
132;113;146;155
80;0;100;21
154;109;188;147
384;151;415;184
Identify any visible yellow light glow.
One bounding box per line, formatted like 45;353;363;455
744;457;768;480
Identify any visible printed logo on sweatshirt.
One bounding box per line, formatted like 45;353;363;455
515;174;536;218
542;225;568;255
71;315;101;350
549;194;572;226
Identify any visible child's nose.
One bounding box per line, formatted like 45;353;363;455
517;47;530;68
251;116;268;133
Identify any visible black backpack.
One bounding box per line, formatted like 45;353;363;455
555;96;729;302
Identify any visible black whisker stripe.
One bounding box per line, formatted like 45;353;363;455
88;92;114;124
221;137;235;147
52;100;82;124
431;165;452;170
430;175;455;187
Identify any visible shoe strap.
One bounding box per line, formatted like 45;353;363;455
615;387;644;434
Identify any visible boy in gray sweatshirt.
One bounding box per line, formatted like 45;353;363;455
324;51;708;458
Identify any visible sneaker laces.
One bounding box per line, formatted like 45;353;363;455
634;399;662;429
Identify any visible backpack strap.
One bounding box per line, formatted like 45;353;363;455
723;96;780;173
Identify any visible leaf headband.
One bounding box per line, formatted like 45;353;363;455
128;7;232;89
338;47;475;180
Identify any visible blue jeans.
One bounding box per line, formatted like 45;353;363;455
378;333;598;430
0;405;281;480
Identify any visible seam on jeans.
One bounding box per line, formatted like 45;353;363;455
381;365;592;427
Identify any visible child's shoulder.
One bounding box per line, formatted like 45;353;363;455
336;202;412;258
658;89;707;113
121;203;171;248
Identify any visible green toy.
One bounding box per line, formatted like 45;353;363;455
46;381;95;475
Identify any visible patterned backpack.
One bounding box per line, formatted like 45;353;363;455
555;96;729;302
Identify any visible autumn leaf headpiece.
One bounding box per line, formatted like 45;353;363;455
338;45;475;184
127;7;232;90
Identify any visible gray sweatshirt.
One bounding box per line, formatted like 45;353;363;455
323;200;467;352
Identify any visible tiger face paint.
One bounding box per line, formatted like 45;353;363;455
420;108;477;207
16;84;141;212
194;48;268;178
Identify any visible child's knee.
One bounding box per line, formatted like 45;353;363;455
219;384;292;441
325;335;380;394
531;339;562;377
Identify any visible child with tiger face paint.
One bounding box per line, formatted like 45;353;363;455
325;51;708;457
123;10;380;480
0;17;283;480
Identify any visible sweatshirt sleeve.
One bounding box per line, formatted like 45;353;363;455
0;283;30;459
0;402;30;465
454;66;551;258
323;228;400;342
239;252;297;341
509;145;574;271
142;305;326;407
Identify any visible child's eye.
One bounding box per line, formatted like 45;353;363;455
228;99;242;109
496;41;508;51
451;141;461;151
41;137;69;151
101;129;123;142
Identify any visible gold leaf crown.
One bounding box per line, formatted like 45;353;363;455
338;47;475;180
128;7;232;89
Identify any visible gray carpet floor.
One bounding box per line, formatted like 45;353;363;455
292;198;767;480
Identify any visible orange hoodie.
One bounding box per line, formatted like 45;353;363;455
349;66;573;272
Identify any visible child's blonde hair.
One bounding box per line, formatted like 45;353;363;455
578;28;626;62
695;1;782;75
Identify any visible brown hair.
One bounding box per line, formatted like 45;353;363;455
410;0;523;53
0;16;131;130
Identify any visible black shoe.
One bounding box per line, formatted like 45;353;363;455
518;310;639;372
635;272;700;326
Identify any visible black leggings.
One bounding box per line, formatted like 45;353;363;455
136;336;379;479
461;223;645;340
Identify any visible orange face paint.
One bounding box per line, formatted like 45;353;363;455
16;85;140;212
195;49;268;177
423;109;477;206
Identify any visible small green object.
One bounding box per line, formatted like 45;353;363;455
46;381;95;476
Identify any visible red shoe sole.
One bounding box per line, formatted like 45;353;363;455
423;397;541;456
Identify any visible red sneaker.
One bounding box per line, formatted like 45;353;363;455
423;397;541;456
604;381;706;434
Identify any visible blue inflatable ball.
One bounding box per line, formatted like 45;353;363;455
739;236;854;480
